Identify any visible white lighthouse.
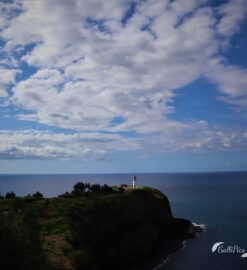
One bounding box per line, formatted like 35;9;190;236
132;176;137;188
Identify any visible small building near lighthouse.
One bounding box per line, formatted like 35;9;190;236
132;176;137;188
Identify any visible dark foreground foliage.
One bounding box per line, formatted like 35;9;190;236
0;200;51;270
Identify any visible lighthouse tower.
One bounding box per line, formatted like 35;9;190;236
132;176;137;188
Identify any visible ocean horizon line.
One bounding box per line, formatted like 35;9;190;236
0;170;247;176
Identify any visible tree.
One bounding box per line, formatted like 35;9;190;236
91;184;101;192
102;184;112;192
32;191;43;198
72;182;86;195
5;191;16;199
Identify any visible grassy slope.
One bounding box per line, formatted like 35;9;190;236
0;196;88;270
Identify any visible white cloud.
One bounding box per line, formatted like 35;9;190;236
0;129;138;160
0;0;247;160
6;0;219;132
204;58;247;112
0;67;19;97
0;67;19;85
0;123;247;160
216;0;247;37
0;87;8;97
0;1;21;30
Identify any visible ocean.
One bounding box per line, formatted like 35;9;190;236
0;172;246;270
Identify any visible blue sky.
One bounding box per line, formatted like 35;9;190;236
0;0;247;173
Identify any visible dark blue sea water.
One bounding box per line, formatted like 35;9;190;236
0;172;246;270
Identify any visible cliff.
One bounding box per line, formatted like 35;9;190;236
68;187;199;270
0;186;201;270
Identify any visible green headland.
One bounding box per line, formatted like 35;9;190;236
0;183;201;270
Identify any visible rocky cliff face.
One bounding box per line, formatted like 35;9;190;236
68;188;197;270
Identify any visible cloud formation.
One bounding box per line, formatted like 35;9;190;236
1;122;247;160
0;0;247;160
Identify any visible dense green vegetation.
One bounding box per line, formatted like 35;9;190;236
0;183;193;270
0;197;51;270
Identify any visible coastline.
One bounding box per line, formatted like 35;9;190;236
128;223;204;270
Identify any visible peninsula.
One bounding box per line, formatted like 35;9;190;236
0;183;202;270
